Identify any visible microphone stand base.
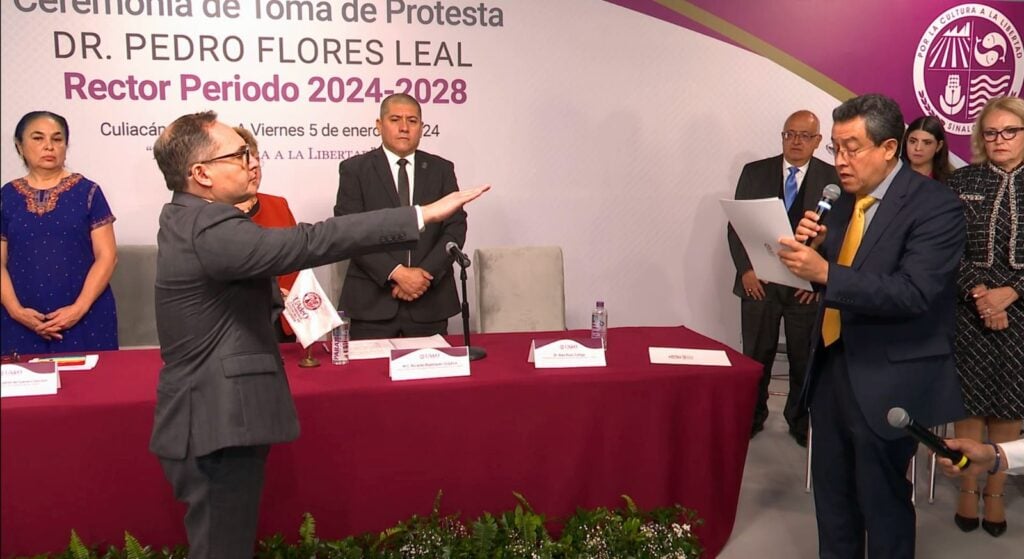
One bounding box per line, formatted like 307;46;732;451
468;346;487;361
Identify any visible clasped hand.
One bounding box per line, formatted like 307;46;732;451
972;284;1018;331
391;266;433;302
12;303;87;341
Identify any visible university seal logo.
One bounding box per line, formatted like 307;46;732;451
914;3;1022;136
302;292;322;311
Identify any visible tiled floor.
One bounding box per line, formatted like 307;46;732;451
718;367;1023;558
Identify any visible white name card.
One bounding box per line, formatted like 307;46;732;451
529;338;606;368
28;354;99;371
389;347;470;381
649;347;732;367
1;362;60;398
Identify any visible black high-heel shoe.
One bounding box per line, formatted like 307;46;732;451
954;488;980;532
982;492;1007;537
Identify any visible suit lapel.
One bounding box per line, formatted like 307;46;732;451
371;148;401;207
852;165;910;268
412;152;434;206
766;155;784;198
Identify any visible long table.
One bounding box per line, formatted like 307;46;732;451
1;326;759;558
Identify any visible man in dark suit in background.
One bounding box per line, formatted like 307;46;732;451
149;111;488;558
335;93;466;339
727;110;839;447
780;94;966;559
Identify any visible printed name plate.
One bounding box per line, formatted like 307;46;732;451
529;338;606;368
389;347;470;381
648;347;732;367
1;362;60;398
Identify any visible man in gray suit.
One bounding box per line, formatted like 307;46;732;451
149;111;488;558
727;110;839;447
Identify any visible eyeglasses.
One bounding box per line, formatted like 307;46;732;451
193;145;250;168
782;131;820;142
982;126;1024;142
826;143;876;160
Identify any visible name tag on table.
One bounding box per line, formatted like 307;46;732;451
529;338;606;368
1;362;60;398
389;347;470;381
28;354;99;371
649;347;732;367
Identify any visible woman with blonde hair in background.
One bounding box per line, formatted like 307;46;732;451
947;96;1024;538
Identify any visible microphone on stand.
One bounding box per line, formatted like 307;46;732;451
887;407;970;469
446;242;472;267
447;242;486;361
803;184;842;246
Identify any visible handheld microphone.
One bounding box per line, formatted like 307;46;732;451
803;184;842;246
445;242;471;268
887;407;970;469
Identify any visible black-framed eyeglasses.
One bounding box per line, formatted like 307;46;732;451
193;145;250;167
782;131;820;142
982;126;1024;142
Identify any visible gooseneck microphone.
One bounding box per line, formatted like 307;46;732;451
803;184;842;246
887;407;970;469
445;242;471;268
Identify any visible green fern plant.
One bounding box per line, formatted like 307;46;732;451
22;494;702;559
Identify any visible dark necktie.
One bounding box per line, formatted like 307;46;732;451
397;158;410;206
784;166;799;211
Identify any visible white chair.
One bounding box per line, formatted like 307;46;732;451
110;245;159;348
473;246;566;333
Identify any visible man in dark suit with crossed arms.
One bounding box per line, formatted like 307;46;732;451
335;93;465;339
728;110;839;446
149;111;488;558
780;94;965;558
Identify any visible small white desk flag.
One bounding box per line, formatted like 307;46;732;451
282;269;342;348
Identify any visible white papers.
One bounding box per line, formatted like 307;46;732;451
28;354;99;371
720;198;812;290
649;347;732;367
529;338;607;368
345;334;451;360
389;347;470;381
1;362;60;398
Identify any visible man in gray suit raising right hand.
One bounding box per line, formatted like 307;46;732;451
149;111;488;559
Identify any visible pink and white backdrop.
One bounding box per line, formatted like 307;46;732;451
1;0;1021;348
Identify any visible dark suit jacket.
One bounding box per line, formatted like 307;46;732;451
803;164;967;439
334;147;465;322
727;155;839;296
150;191;419;459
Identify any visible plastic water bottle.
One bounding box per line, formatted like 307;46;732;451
591;301;607;348
331;311;350;365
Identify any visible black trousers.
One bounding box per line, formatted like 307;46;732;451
160;444;271;559
810;342;918;559
740;283;816;433
350;302;448;340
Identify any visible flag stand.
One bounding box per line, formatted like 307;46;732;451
298;345;320;368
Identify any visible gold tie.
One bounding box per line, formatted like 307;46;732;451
822;195;877;346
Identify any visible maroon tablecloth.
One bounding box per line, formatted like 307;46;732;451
1;326;759;557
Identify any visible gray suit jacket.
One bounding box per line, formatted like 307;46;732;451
150;191;418;459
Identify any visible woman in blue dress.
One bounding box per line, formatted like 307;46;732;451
1;111;118;355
